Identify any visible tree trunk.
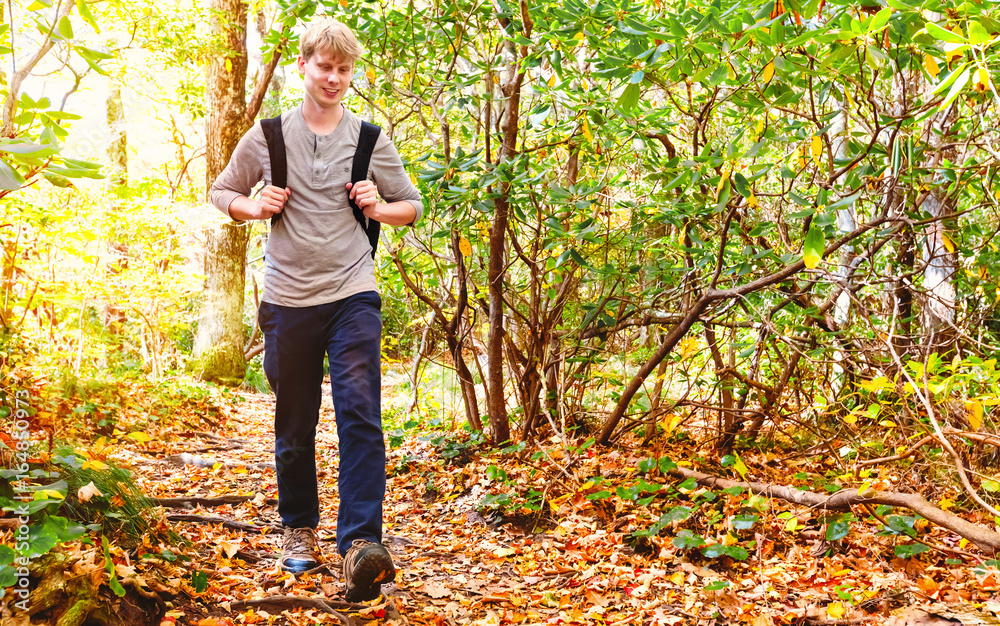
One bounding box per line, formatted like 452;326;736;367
921;189;957;354
103;83;128;354
191;0;273;385
485;5;529;445
919;98;959;356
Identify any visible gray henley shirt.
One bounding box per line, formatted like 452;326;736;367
209;105;424;307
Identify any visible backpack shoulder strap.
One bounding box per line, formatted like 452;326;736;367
260;115;286;227
348;121;383;259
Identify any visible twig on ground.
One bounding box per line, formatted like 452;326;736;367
153;495;277;508
231;595;374;625
166;514;280;533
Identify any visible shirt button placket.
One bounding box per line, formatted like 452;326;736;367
314;136;322;184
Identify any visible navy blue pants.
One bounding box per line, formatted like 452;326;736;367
257;291;384;556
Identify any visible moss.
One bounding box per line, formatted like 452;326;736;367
55;597;99;626
186;344;246;387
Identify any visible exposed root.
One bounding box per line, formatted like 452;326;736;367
154;495;277;508
165;514;280;533
230;596;367;625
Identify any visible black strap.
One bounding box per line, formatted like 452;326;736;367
349;121;382;259
260;116;286;228
259;116;383;259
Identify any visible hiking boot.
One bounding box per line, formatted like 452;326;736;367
343;539;395;602
280;526;321;573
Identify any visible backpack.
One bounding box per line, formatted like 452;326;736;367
260;114;382;259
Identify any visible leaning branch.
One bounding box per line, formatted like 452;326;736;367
670;467;1000;554
596;216;891;445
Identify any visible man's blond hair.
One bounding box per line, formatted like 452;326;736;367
300;17;364;63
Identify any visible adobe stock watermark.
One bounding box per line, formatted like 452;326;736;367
3;388;33;614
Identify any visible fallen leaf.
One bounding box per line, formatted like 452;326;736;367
423;581;451;599
77;481;102;502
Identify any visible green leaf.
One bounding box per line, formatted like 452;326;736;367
868;8;892;33
190;570;208;593
968;21;990;46
0;545;14;566
702;544;750;560
894;543;930;558
0;141;56;157
733;514;758;530
42;171;73;188
75;0;100;33
2;498;59;515
673;529;707;550
663;506;692;523
0;565;16;588
617;83;641;111
704;580;731;591
102;536;126;597
802;224;825;269
26;0;52;10
58;15;73;39
938;66;971;113
926;22;967;44
629;70;645;84
826;519;850;541
26;523;58;558
74;46;113;61
0;160;25;191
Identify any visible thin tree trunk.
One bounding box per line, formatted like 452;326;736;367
103;84;128;353
919;97;959;355
485;1;530;445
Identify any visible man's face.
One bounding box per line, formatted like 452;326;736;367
297;49;353;110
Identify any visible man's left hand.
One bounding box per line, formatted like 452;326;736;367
346;180;379;217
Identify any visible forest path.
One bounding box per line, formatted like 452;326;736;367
138;381;579;626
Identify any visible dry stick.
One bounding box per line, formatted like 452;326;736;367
858;435;936;466
153;495;276;508
670;467;1000;553
859;429;1000;468
230;596;361;626
166;514;279;533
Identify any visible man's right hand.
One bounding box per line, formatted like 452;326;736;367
258;185;292;219
226;186;292;222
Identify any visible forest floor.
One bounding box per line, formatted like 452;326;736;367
11;372;1000;625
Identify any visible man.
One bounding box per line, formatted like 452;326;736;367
209;17;422;602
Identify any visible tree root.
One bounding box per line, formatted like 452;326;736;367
164;453;274;471
166;514;280;533
231;596;368;625
670;467;1000;554
154;495;277;508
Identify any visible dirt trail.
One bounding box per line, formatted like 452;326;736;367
139;384;567;626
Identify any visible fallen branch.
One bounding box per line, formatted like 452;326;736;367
669;467;1000;554
233;550;276;563
166;514;280;533
858;435;936;466
231;596;367;625
164;453;274;471
153;495;277;508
